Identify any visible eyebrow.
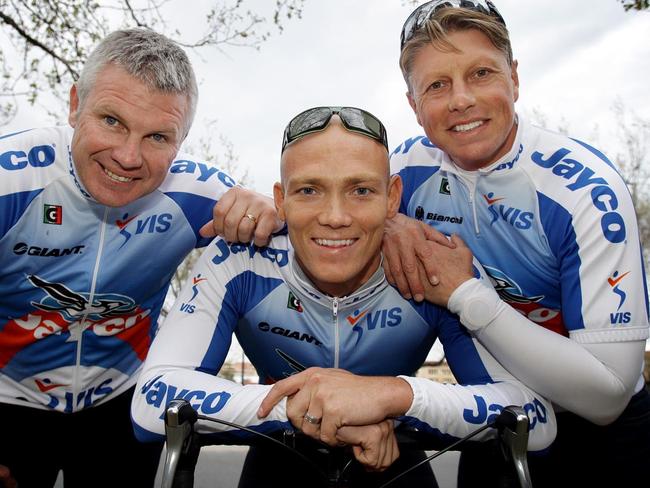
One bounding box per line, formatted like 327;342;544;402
95;103;182;137
290;174;384;186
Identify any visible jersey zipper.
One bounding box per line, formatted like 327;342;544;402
469;187;480;236
71;206;109;412
332;297;340;368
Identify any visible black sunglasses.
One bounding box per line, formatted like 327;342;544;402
400;0;506;50
281;106;388;153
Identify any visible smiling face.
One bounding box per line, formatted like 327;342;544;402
68;63;189;207
407;28;519;170
275;118;401;297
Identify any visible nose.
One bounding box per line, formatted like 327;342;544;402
448;80;476;112
318;194;353;228
111;134;143;169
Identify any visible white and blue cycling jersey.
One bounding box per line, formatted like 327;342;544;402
0;126;236;414
393;116;649;339
391;115;649;396
132;234;556;451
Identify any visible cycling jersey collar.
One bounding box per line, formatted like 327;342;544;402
68;145;94;200
288;251;389;311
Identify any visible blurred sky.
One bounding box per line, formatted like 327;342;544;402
8;0;650;359
10;0;650;192
177;0;650;193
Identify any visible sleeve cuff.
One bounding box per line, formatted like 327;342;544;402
448;278;503;331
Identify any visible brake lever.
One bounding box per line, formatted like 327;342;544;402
161;399;199;488
495;405;533;488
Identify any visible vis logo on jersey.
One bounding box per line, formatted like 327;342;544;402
608;270;631;324
483;192;533;230
117;213;172;247
348;307;402;345
180;274;207;314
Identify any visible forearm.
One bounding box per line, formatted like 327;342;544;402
449;278;645;424
132;366;288;442
399;375;556;451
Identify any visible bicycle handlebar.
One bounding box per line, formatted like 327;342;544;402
162;401;533;488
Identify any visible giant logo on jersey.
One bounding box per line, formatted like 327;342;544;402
0;275;151;372
257;321;322;347
608;270;631;324
211;239;289;268
0;144;56;170
483;192;533;230
347;307;402;345
531;147;625;243
13;242;84;257
116;213;172;247
484;266;566;336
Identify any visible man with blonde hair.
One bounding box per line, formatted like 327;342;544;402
384;1;650;486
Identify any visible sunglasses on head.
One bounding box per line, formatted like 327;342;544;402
281;106;388;153
400;0;506;50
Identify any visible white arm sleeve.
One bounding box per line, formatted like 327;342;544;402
448;278;645;424
400;370;556;451
131;239;289;442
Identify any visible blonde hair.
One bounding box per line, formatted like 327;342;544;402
400;8;513;92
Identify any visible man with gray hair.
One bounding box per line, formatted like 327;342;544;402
0;28;277;487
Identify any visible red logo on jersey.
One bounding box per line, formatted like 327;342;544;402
0;275;152;369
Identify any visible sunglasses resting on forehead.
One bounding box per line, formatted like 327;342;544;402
281;106;388;154
400;0;506;50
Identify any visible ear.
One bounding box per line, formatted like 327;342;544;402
511;59;520;103
273;182;287;222
386;175;403;219
68;85;79;128
406;91;423;127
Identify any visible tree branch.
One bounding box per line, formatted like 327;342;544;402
0;10;79;78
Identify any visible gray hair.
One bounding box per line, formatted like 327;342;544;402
76;28;198;136
400;8;513;94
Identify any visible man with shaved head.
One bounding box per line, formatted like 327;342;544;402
133;106;555;487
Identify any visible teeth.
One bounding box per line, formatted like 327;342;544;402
104;168;133;183
315;239;355;247
453;120;483;132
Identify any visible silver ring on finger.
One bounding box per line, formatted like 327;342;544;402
303;413;322;425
